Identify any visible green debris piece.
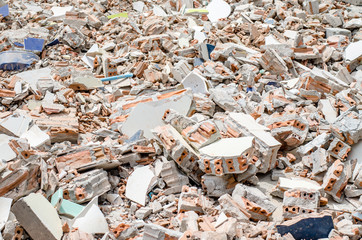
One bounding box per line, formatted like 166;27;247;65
51;189;85;218
185;8;209;14
107;12;128;19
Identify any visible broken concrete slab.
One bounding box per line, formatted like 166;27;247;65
11;193;63;240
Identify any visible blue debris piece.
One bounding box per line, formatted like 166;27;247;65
148;191;155;199
46;39;60;47
276;215;334;240
267;81;278;86
0;50;39;71
125;130;144;144
14;42;24;48
352;212;362;222
193;58;204;66
246;87;254;92
206;44;215;59
0;4;9;17
24;38;45;52
101;73;133;82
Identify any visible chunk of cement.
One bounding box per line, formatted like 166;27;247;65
11;193;63;240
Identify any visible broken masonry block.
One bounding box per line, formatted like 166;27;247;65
0;164;40;201
297;132;331;156
143;223;182;240
178;186;203;214
143;16;166;36
299;67;348;96
303;148;329;175
327;138;351;160
225;112;281;173
276;214;334;240
218;194;251;221
133;61;149;78
60;169;111;204
192;94;216;116
321;159;348;202
162;108;196;134
304;0;319;15
331;107;362;145
171;60;192;82
201;175;236;197
152;124;202;183
102;57;117;77
11;193;63;240
34;109;79;143
61;27;84;49
181;120;221;150
271;177;322;199
235;164;259;183
209;88;242;112
232;184;276;221
198;137;255;176
345;185;362;198
160;161;189;194
135;207;152;220
174;47;197;58
258;48;288;75
55;145;114;172
299;89;321;102
266;112;309;148
335;90;358;113
282;188;320;220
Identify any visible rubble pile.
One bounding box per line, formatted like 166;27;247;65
0;0;362;239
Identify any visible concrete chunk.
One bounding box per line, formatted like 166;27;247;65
11;193;63;240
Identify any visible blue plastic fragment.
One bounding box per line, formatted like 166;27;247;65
276;215;334;240
148;191;155;199
206;44;215;59
24;38;45;52
14;42;24;47
193;58;204;66
267;81;278;86
125;130;144;144
101;73;134;82
46;39;60;47
0;4;9;17
246;87;254;92
0;50;39;71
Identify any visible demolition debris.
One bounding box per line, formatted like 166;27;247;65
0;0;362;239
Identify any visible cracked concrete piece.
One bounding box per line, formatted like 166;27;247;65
11;193;63;240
